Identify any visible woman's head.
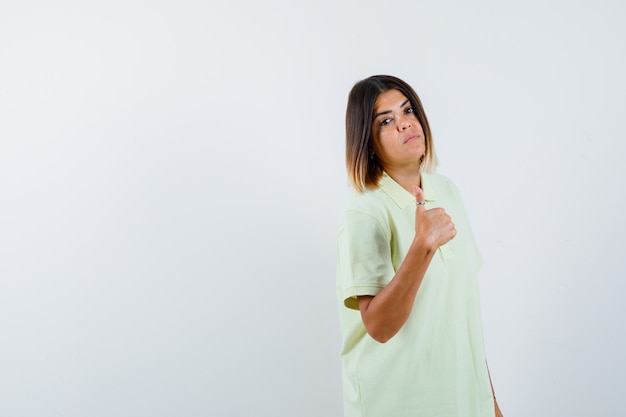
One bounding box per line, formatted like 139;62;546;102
345;75;436;192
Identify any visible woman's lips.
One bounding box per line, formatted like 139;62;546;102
404;135;419;144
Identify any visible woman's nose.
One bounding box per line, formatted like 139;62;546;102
398;115;412;130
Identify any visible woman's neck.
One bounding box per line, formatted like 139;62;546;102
384;166;422;194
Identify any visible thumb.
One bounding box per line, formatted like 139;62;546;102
412;185;426;212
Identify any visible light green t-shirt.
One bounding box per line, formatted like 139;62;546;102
336;172;494;417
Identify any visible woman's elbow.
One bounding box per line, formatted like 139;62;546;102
372;333;392;344
358;296;401;343
364;325;397;343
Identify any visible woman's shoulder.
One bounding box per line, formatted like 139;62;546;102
342;185;389;216
422;171;462;196
423;171;455;185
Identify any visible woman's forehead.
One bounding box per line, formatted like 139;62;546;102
374;90;409;114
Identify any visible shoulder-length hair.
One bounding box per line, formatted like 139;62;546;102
345;75;437;192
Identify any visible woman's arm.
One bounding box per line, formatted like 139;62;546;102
357;186;456;343
487;362;504;417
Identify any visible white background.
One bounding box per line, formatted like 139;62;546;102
1;0;625;416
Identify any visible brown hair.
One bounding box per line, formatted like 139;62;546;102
345;75;436;192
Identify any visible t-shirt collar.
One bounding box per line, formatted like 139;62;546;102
379;172;438;209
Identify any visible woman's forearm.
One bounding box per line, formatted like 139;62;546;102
358;237;436;343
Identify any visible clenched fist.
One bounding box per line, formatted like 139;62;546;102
412;185;456;250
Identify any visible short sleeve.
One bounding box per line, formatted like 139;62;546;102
337;209;396;310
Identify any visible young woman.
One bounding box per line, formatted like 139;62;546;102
336;75;503;417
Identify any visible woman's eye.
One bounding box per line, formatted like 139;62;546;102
380;118;392;127
406;107;414;114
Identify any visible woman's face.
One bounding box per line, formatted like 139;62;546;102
371;89;425;170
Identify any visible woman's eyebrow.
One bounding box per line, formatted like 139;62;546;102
373;109;391;119
373;99;411;119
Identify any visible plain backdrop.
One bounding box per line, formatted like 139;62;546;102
1;1;625;416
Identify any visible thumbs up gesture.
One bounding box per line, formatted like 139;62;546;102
412;185;456;250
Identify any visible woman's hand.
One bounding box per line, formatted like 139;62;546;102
494;398;504;417
412;186;456;250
